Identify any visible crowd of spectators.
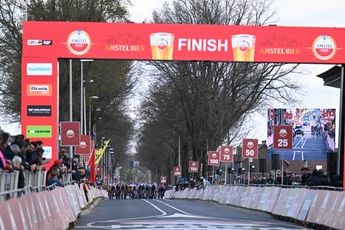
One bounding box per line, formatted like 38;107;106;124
0;131;46;189
0;130;92;190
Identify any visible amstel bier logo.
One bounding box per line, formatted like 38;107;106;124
67;30;91;55
312;35;336;60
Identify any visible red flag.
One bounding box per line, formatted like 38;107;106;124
88;146;96;184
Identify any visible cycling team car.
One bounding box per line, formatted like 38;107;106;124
293;125;304;137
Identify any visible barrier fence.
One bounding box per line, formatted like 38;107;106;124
0;183;108;230
0;171;19;201
164;185;345;229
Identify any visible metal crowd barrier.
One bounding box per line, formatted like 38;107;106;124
23;170;47;189
0;170;19;201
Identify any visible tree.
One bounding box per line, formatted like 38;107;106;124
137;0;299;178
0;0;134;168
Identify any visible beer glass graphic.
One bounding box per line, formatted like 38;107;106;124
150;32;175;60
231;34;256;62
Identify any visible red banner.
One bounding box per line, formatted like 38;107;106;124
60;121;80;146
88;146;96;184
188;161;199;173
207;151;220;166
23;22;345;64
219;146;233;162
173;166;182;176
242;139;259;159
273;125;293;149
75;135;91;155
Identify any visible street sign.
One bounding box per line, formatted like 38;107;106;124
273;125;293;149
220;145;233;162
242;139;259;159
160;176;167;184
188;160;199;173
207;151;220;166
173;166;182;176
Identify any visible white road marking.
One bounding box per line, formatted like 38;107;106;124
155;199;191;215
142;199;167;216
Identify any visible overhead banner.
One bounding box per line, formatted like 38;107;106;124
23;22;345;64
60;121;80;146
75;135;91;155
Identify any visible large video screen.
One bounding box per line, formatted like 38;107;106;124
267;108;336;160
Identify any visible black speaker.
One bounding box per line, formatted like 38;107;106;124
327;152;337;176
259;159;267;173
272;154;280;170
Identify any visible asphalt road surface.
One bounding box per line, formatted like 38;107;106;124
75;198;308;229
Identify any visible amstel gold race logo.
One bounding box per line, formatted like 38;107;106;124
247;141;254;149
67;30;91;55
279;128;288;137
312;35;336;60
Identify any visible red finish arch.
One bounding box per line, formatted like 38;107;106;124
21;21;345;173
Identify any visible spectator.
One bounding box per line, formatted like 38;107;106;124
0;148;8;170
301;167;311;185
12;156;25;189
47;166;65;187
309;169;329;186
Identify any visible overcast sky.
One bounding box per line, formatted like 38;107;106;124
128;0;344;145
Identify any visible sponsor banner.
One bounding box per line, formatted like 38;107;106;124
42;146;52;159
26;125;52;138
75;135;91;155
160;176;167;184
207;151;220;166
220;145;233;162
242;139;259;159
26;63;52;76
27;105;52;116
273;125;293;149
27;84;52;96
60;121;80;146
27;39;53;46
21;57;58;170
173;166;182;176
188;160;199;173
23;21;345;64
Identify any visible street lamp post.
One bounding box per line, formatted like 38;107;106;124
80;59;93;134
88;96;99;137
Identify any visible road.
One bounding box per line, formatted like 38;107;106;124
75;198;307;229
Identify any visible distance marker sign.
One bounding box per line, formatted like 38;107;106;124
273;125;293;149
